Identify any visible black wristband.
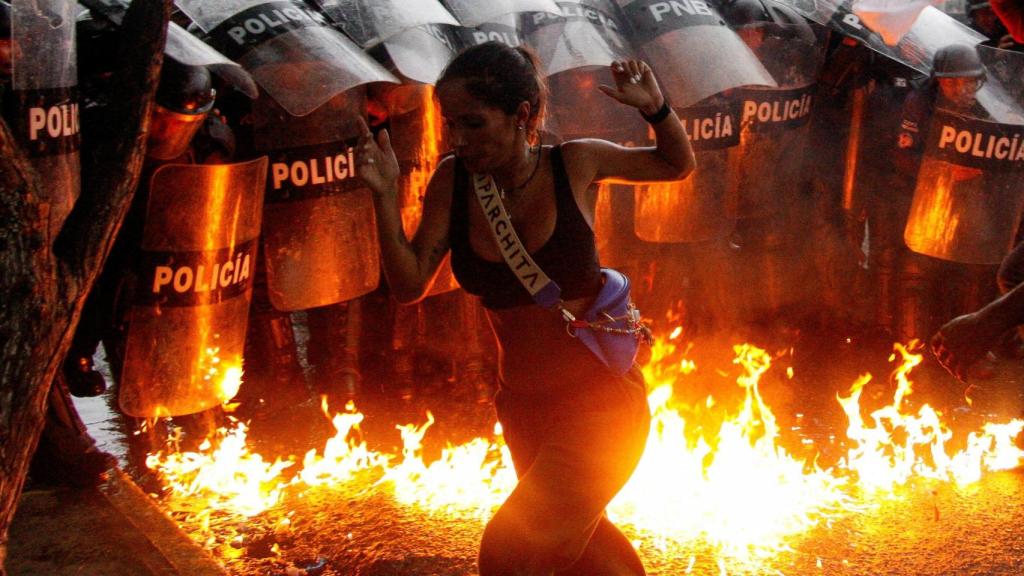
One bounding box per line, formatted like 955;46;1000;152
640;100;671;124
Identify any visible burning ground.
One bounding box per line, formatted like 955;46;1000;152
140;334;1024;576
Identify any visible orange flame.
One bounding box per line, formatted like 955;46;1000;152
838;342;1024;490
400;86;442;237
147;333;1024;560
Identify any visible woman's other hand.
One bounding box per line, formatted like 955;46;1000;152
597;59;665;116
356;117;400;199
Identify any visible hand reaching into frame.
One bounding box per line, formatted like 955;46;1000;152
597;59;666;117
355;117;400;200
930;310;1005;383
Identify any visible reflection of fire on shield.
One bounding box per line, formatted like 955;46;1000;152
8;0;79;241
386;83;460;295
635;95;741;242
904;110;1024;264
178;0;397;117
120;157;268;417
255;91;379;311
726;22;826;219
616;0;774;108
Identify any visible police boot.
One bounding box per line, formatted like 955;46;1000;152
896;253;934;343
870;242;899;339
390;350;417;402
306;302;362;401
239;281;309;416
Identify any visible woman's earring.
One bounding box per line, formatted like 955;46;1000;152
517;124;524;130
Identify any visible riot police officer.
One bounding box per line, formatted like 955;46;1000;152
895;44;1000;347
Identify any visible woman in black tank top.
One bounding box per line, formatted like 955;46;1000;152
356;41;694;576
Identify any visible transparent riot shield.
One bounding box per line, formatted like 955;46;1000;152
378;23;460;84
449;12;526;48
177;0;397;116
546;66;647;143
386;83;459;295
255;90;380;311
726;22;827;219
775;1;985;75
616;0;774;108
120;157;268;417
521;0;634;77
904;49;1024;264
635;94;741;242
316;0;459;48
443;0;560;27
9;0;78;241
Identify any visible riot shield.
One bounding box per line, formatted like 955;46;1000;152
386;84;459;295
120;157;268;417
615;0;774;108
177;0;397;116
775;1;985;75
976;46;1024;126
449;12;526;48
255;91;380;311
443;0;560;27
316;0;459;84
9;0;78;241
904;49;1024;264
546;66;647;143
378;23;460;84
726;22;827;219
635;94;740;242
521;0;634;77
316;0;459;47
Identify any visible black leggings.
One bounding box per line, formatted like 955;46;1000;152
479;367;650;576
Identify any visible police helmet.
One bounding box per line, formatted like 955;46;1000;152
718;0;772;25
931;44;985;79
156;57;215;114
718;0;815;43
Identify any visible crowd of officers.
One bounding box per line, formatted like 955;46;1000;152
5;0;1023;485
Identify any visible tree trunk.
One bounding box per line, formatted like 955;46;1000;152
0;1;170;572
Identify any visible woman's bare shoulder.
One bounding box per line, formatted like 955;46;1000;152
559;137;621;158
559;138;618;175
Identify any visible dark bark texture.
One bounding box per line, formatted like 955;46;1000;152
0;1;170;572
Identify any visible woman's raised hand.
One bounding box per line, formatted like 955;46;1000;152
597;59;665;116
355;117;400;199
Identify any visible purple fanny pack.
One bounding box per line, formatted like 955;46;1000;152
565;268;652;375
